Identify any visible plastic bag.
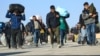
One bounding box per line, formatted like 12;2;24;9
56;7;69;17
0;34;7;46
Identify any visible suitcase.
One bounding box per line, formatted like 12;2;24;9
9;4;25;13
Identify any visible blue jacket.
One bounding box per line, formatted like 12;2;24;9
6;11;25;29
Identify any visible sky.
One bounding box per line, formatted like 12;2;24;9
0;0;100;28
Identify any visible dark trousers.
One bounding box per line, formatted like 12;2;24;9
40;33;43;44
5;34;11;48
11;29;22;48
50;26;60;45
21;33;25;46
60;29;66;45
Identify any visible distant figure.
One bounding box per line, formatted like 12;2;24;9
78;25;87;45
36;15;46;44
28;16;41;47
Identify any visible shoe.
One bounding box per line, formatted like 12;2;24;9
27;43;31;45
18;46;24;49
61;43;64;46
8;47;11;49
12;47;17;49
82;41;85;45
78;41;81;44
92;43;96;46
36;44;38;47
96;41;98;44
57;45;61;48
8;46;11;49
88;44;92;46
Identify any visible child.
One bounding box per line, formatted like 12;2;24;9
80;25;87;45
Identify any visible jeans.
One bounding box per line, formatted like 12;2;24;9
60;29;66;45
33;29;40;45
78;33;81;42
86;23;96;45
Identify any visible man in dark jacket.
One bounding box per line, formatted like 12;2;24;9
6;10;25;49
46;5;60;48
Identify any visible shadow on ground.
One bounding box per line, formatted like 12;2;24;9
0;51;29;56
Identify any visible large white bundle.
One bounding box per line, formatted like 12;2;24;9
35;15;42;20
0;34;7;46
56;7;69;17
25;35;33;42
29;16;33;20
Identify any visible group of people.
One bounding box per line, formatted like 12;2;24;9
78;2;99;45
0;2;99;49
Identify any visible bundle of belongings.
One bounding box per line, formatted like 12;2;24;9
89;3;99;24
56;7;70;18
89;3;96;15
9;4;25;13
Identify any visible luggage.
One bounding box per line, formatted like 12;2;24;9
9;4;25;13
67;33;75;42
56;7;70;17
89;3;96;14
25;33;33;43
0;34;7;46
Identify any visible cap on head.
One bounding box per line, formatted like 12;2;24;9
84;2;89;6
50;5;55;9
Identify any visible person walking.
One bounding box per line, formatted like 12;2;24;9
29;16;41;47
59;16;69;47
46;5;60;48
36;15;46;44
6;10;25;49
82;2;97;45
